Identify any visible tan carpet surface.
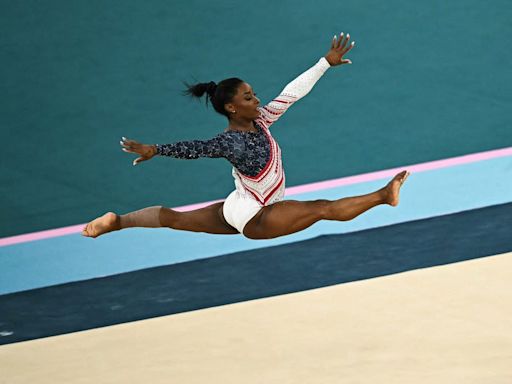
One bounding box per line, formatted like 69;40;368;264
1;253;511;384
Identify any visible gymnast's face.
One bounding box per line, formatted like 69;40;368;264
225;82;260;120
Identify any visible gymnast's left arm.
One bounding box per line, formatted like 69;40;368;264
256;32;355;129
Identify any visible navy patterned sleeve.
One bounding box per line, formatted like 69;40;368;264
155;133;233;160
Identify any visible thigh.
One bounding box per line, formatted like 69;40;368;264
243;199;329;239
161;202;239;235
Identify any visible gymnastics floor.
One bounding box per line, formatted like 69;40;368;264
1;253;511;383
1;148;511;383
1;0;512;382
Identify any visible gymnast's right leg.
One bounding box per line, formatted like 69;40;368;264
81;202;239;238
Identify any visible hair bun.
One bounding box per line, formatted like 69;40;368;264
205;81;217;97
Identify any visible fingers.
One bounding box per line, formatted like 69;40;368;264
330;32;355;62
120;137;150;166
332;32;350;50
337;33;355;54
331;31;355;65
120;137;141;152
342;40;355;56
335;32;344;49
120;136;140;159
133;157;146;166
338;32;349;51
331;32;342;50
120;137;138;148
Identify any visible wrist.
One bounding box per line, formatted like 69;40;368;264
322;55;335;67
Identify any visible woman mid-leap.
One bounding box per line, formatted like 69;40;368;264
82;32;409;240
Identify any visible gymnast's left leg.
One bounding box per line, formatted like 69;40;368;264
243;171;409;240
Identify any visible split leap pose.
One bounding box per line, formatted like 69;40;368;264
83;32;409;240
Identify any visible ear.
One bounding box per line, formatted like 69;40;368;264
224;102;236;114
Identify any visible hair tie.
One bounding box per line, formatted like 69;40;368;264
206;81;217;97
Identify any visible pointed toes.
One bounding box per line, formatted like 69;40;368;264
82;224;92;237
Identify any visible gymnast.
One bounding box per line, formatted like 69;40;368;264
82;32;409;240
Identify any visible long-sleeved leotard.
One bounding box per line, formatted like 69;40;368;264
156;57;331;178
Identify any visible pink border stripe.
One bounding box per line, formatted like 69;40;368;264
1;147;511;247
286;146;512;195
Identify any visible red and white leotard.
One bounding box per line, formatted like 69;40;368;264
156;57;332;206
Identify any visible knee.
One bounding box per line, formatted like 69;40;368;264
313;199;332;220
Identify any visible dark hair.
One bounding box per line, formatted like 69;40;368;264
182;78;244;118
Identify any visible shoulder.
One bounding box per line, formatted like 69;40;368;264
211;131;242;146
216;130;240;139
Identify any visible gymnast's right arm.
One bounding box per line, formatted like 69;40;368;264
120;134;231;166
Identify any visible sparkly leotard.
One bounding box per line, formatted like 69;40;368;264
156;57;331;204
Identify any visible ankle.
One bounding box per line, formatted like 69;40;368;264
376;188;389;205
113;214;122;230
119;213;133;229
119;206;163;229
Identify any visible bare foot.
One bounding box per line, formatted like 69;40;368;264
383;170;410;207
82;212;121;238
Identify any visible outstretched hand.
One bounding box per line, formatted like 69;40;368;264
324;32;355;66
120;137;157;166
